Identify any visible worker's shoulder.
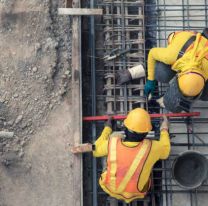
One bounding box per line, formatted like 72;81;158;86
151;139;161;146
173;31;196;41
151;137;168;149
110;132;124;139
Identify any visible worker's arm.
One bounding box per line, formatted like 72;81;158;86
93;126;112;157
147;47;175;80
158;116;171;159
70;126;112;156
71;117;113;156
159;129;171;159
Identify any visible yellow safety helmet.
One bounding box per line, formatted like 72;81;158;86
124;108;152;133
178;72;205;97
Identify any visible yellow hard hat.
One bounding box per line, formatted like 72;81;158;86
124;108;152;133
178;72;205;96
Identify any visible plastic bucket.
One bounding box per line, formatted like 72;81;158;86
172;150;208;189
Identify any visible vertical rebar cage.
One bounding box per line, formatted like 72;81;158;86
101;0;147;115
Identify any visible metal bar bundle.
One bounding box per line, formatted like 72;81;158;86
83;112;200;121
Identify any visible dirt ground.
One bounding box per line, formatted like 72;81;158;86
0;1;75;205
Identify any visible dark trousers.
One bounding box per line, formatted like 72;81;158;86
155;61;176;83
155;61;208;101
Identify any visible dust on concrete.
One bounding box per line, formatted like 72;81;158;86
0;0;74;205
0;100;74;206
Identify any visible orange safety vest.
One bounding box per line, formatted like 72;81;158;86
99;136;152;203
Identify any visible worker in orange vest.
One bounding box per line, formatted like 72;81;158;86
71;108;170;203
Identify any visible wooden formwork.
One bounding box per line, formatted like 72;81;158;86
69;1;83;206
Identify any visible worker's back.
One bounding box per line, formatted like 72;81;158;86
135;130;170;191
169;31;208;79
99;130;170;203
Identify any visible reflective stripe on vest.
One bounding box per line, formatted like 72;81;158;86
109;137;117;191
105;137;152;195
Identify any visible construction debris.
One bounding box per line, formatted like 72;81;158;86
0;131;14;139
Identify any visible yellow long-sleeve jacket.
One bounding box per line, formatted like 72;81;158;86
147;31;208;81
93;126;170;192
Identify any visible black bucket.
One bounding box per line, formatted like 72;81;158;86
172;150;208;189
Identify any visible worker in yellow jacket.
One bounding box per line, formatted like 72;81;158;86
144;29;208;112
116;29;208;112
71;108;170;203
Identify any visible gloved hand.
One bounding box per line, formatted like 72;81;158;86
160;115;169;131
116;65;145;85
105;116;114;128
144;80;156;96
116;69;132;85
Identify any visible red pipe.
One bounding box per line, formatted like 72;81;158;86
83;112;200;121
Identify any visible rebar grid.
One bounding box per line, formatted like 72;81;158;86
102;0;146;115
83;0;208;206
150;0;208;206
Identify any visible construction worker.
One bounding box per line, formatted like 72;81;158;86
144;29;208;112
71;108;170;203
116;29;208;112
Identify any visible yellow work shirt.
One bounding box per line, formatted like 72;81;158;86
93;126;170;192
147;31;208;81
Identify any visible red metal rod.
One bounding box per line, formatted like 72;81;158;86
83;112;200;121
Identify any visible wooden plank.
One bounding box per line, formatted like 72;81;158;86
58;8;103;16
71;1;82;206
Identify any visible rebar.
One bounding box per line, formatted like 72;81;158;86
84;0;208;205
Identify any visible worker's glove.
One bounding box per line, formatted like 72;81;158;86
116;69;132;85
160;115;169;131
144;80;156;96
116;64;145;85
105;116;114;128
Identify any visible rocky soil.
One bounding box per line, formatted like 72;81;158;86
0;0;71;165
0;1;74;205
